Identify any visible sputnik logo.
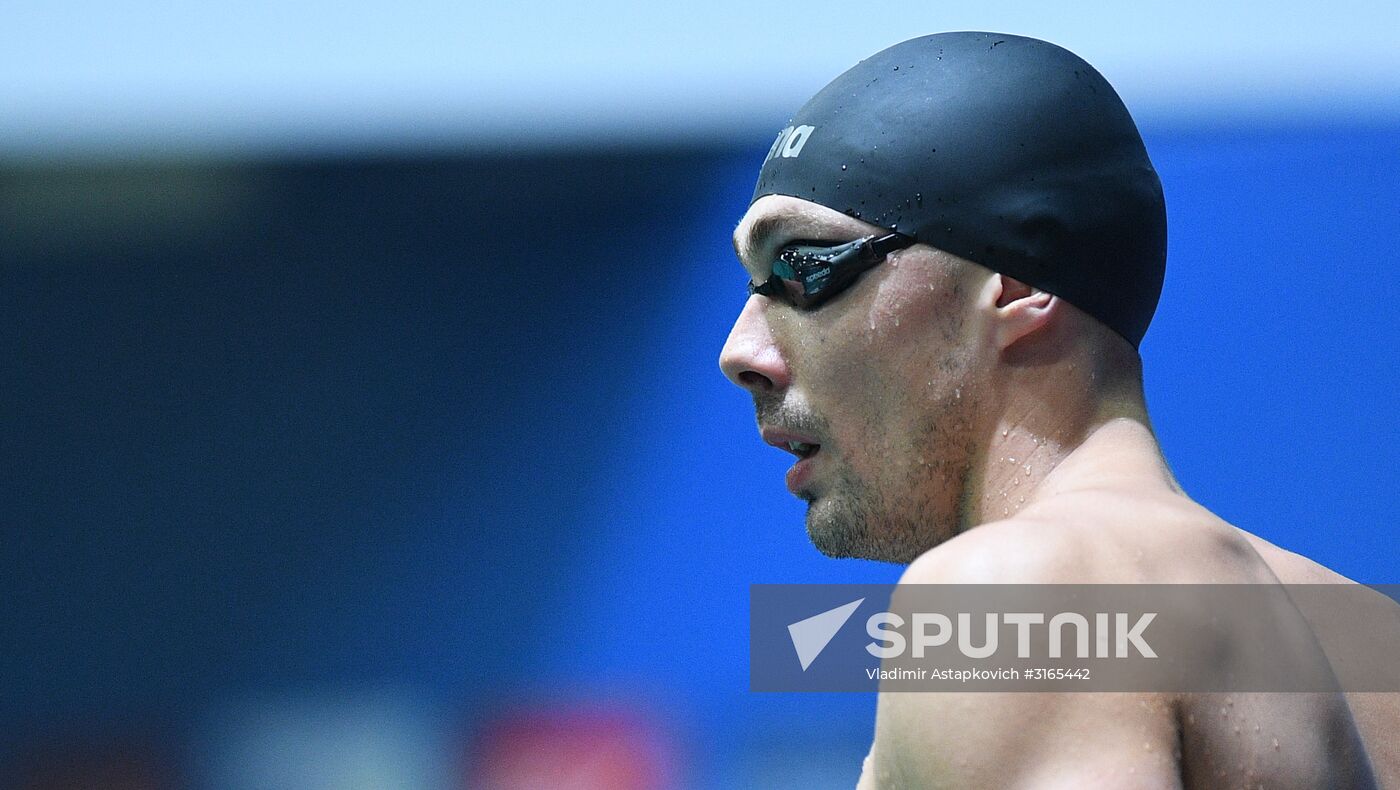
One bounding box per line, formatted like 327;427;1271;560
787;598;865;671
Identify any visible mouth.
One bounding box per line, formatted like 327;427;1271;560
760;427;823;494
760;427;823;459
783;439;820;459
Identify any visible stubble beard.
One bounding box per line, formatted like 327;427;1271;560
804;389;977;565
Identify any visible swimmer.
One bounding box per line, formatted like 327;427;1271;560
719;32;1398;788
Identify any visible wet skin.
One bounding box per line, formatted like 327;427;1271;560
721;195;1400;789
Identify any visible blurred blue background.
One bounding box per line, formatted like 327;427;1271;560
2;2;1397;788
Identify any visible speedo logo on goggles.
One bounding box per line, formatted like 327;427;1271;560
747;233;914;310
762;124;817;165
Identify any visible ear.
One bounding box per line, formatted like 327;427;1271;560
979;273;1057;350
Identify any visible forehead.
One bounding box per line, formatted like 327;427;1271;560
732;195;885;273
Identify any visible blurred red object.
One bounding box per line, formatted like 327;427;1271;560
466;702;680;790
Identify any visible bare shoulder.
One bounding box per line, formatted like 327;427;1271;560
868;493;1391;789
1238;533;1400;789
1237;528;1359;584
873;511;1198;788
900;489;1276;586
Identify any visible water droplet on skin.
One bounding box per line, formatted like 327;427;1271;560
1024;465;1031;475
841;164;847;171
1008;457;1017;463
954;387;961;399
1272;738;1279;750
1001;429;1008;437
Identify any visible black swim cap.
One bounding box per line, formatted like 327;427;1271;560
752;32;1166;347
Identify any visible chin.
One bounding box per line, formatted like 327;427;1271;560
803;500;852;556
804;497;935;565
804;502;895;563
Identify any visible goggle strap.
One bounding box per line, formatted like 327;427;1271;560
866;233;916;259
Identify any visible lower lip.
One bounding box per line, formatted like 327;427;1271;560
785;453;819;494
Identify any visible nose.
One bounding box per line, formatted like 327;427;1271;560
718;296;791;393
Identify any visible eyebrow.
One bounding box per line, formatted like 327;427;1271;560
732;208;855;272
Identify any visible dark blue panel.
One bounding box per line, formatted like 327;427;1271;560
1;123;1395;784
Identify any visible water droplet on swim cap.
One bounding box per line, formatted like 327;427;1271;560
751;32;1166;347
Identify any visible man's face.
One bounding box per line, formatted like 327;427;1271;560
720;195;988;563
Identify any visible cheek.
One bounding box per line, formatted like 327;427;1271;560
860;263;969;372
773;260;971;420
855;268;980;454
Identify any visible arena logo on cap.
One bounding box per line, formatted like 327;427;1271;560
763;124;816;164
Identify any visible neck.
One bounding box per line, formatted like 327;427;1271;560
959;384;1180;531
